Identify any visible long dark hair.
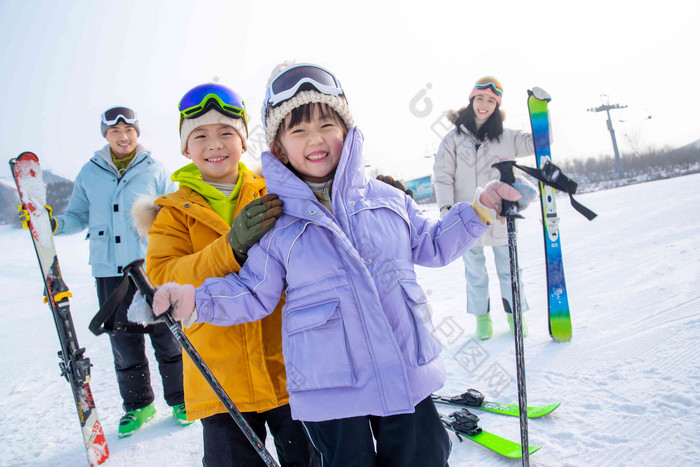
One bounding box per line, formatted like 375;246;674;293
447;100;504;142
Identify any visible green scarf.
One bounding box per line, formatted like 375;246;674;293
171;162;249;225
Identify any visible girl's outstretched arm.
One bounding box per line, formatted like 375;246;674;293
407;181;523;267
152;240;287;327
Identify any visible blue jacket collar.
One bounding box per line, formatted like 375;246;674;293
92;144;150;176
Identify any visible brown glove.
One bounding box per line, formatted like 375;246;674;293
377;175;414;198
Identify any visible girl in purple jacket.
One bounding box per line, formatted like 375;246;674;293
152;62;525;466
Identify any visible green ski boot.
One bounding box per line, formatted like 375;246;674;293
507;313;528;337
118;403;156;438
172;403;194;426
476;314;493;340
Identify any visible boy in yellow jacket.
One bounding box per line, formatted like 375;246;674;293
138;84;314;466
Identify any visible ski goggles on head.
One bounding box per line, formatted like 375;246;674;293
178;83;247;123
474;79;503;96
263;63;344;115
101;107;138;126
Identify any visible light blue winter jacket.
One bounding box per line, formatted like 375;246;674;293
194;128;490;422
54;144;175;277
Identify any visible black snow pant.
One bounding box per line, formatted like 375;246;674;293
201;404;318;467
302;396;450;467
96;276;184;412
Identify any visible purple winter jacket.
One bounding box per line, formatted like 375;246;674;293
194;128;490;422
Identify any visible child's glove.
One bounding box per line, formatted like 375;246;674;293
228;193;283;265
18;204;57;233
127;291;163;326
477;181;523;221
152;282;197;326
377;175;414;198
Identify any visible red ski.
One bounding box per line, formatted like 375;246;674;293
10;152;109;466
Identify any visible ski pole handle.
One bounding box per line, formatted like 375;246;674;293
123;260;182;332
491;160;523;219
123;259;158;305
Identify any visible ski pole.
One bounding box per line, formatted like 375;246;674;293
491;160;530;465
123;259;279;467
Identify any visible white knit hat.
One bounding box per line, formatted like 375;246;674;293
262;62;354;147
180;109;248;154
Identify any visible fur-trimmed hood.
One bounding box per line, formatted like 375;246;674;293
132;195;163;240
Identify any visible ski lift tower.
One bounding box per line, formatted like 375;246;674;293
588;95;627;177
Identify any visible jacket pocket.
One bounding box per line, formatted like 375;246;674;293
284;300;354;391
400;280;442;365
88;224;110;266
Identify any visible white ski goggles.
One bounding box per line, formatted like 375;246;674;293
263;64;344;119
101;107;138;126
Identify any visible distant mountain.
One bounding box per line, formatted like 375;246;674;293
0;179;21;226
678;138;700;152
43;170;73;184
662;138;700;167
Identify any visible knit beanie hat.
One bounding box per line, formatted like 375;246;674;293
180;109;248;154
468;76;504;106
262;61;354;147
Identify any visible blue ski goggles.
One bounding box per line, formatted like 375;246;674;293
263;63;345;127
101;107;138;126
178;83;247;125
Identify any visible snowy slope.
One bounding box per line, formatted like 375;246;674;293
1;174;699;466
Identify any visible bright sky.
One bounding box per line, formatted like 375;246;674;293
1;0;698;181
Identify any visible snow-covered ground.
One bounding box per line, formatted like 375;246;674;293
1;174;699;466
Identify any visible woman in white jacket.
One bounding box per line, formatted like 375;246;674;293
432;76;534;340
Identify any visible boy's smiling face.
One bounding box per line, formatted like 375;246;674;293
273;105;346;183
184;123;244;184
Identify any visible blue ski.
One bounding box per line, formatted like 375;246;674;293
527;88;572;342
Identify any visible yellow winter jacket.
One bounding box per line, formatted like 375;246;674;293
145;169;288;420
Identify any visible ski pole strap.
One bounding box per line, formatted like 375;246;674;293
88;274;130;335
513;160;597;221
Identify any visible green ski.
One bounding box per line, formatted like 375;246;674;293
432;388;560;418
440;409;541;459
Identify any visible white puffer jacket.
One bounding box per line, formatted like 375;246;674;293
433;125;534;246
